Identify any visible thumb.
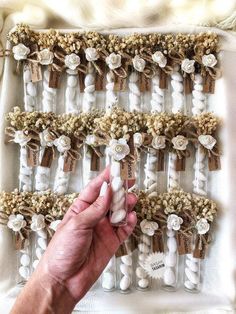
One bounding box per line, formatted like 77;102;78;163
76;182;111;229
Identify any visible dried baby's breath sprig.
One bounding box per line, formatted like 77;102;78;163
0;190;78;221
6;107;57;132
93;107;145;140
145;112;171;136
160;189;192;215
165;113;190;136
82;31;107;51
135;190;161;221
7;25;220;66
193;194;218;222
192;112;220;135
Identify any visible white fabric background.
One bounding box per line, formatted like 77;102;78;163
0;25;235;313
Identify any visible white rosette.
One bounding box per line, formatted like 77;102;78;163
162;214;183;291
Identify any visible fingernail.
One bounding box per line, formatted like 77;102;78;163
99;181;108;196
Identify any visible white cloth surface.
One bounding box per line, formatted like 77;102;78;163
0;26;236;313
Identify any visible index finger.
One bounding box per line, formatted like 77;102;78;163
62;167;110;224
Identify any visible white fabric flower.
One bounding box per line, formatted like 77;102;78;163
152;51;167;68
202;54;217;68
31;214;46;232
172;135;188;151
85;47;99;61
38;49;54;65
198;135;216;150
108;138;130;161
54;135;71;153
196;218;210;235
49;220;62;232
152;135;166;149
132;55;146;72
181;58;195;74
140;219;159;236
167;214;183;231
12;43;30;61
39;129;56;147
133;133;143;148
14;131;30;146
65;53;80;70
7;214;26;232
105;53;121;70
85;135;98;146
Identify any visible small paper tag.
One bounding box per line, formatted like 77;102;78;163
120;160;135;180
95;60;105;91
184;75;193;94
115;239;135;257
139;73;151;92
208;155;221;171
114;62;128;92
49;70;61;89
14;233;24;250
29;61;42;82
79;72;85;92
193;235;207;259
40;147;53;168
159;70;167;89
175;156;186;171
153;233;164;253
143;252;165;279
27;147;39;167
176;233;192;255
90;149;100;171
203;73;215;94
156;150;165;172
63;155;76;172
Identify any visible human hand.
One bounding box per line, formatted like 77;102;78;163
11;167;137;314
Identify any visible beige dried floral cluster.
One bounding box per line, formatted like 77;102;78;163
93;107;146;140
191;112;220;135
135;189;218;227
0;189;78;219
6;107;220;147
193;195;217;222
8;24;219;64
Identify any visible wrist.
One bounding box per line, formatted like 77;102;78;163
11;264;77;314
33;265;77;314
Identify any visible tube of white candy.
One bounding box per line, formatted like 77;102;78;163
31;214;48;272
162;224;179;291
110;159;128;226
101;256;117;292
16;238;31;286
23;64;39;112
184;144;207;293
135;233;152;291
117;238;133;293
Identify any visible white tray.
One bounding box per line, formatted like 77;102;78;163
0;25;236;314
